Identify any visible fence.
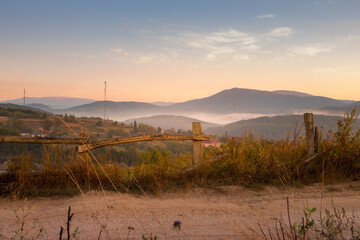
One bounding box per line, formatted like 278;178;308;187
0;122;210;165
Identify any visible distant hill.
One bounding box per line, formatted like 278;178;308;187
206;114;360;140
27;103;52;111
59;101;163;120
123;115;220;130
149;102;175;106
0;103;46;112
320;101;360;114
272;90;312;97
6;88;353;124
1;97;95;109
165;88;347;115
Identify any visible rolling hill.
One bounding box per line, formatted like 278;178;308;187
5;88;353;124
123;115;220;131
320;101;360;114
58;101;163;120
272;90;312;97
206;114;360;140
165;88;348;115
1;97;95;109
0;103;46;112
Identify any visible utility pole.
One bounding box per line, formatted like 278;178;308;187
23;89;26;106
104;81;107;121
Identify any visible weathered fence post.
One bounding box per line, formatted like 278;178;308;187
314;126;319;153
304;113;315;157
192;122;203;165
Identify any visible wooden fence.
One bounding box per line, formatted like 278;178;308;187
0;122;210;165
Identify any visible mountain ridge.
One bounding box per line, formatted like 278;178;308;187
123;115;220;131
3;88;355;123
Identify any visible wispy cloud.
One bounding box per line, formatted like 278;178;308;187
338;34;360;42
289;43;334;56
266;27;294;38
111;47;172;65
174;29;258;61
111;48;128;55
256;14;275;19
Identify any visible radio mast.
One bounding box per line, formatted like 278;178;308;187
104;81;107;120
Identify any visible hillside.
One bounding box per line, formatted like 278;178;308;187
206;114;360;140
1;97;95;109
56;101;163;120
27;103;52;111
320;101;360;114
123;115;220;131
272;90;312;97
3;88;353;123
165;88;347;115
0;103;46;113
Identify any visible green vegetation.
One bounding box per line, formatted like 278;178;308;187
0;105;46;119
259;198;360;240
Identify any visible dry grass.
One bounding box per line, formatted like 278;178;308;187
0;109;359;199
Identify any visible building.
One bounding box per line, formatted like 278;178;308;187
202;140;221;148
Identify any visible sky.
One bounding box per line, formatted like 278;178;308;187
1;0;360;102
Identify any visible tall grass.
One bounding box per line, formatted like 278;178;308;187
0;109;359;198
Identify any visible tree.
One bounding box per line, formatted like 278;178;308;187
41;119;52;131
132;121;139;134
6;117;24;131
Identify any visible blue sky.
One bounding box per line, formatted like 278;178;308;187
1;0;360;101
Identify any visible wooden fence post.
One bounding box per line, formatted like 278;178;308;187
304;113;315;157
314;126;319;153
192;122;203;165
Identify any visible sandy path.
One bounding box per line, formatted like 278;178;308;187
1;183;360;239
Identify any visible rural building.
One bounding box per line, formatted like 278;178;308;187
202;140;221;148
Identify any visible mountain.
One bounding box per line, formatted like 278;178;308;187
123;115;220;131
320;101;360;114
27;103;52;111
272;90;312;97
1;97;95;109
58;101;163;120
0;103;46;112
149;102;175;106
206;114;360;140
165;88;347;115
14;88;352;124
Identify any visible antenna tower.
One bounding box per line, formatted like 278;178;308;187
104;81;107;120
23;89;26;106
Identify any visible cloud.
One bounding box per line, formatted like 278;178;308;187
176;29;258;61
234;54;250;61
111;47;171;65
289;43;334;56
135;53;168;64
256;14;275;19
338;34;360;42
266;27;294;38
111;48;128;55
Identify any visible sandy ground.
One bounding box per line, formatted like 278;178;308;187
1;183;360;239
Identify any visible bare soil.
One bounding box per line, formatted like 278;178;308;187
1;182;360;239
